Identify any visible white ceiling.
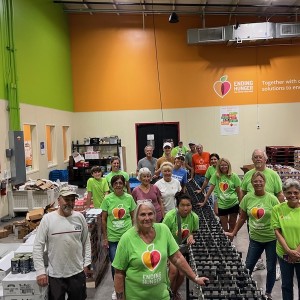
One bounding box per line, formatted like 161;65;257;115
54;0;300;18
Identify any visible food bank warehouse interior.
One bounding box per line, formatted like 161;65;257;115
0;0;300;299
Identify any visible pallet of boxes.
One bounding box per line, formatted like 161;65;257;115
74;197;108;288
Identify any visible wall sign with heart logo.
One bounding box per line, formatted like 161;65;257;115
213;75;231;98
251;207;265;219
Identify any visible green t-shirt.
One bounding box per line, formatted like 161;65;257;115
105;170;130;192
205;165;216;180
112;223;179;300
163;209;199;244
240;192;279;242
100;192;136;242
241;168;282;195
86;177;109;208
171;146;189;157
271;202;300;260
209;173;241;209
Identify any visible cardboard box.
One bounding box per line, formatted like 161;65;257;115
18;228;30;240
14;244;33;256
0;229;9;239
4;287;48;300
2;272;47;296
4;225;13;235
26;208;44;221
0;251;14;282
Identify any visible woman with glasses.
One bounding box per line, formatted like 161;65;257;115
271;178;300;300
100;175;136;300
203;158;242;236
172;155;188;193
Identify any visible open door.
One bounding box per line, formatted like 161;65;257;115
135;122;180;162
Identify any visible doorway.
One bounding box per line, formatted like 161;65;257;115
135;122;180;162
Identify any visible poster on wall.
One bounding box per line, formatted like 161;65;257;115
220;106;239;136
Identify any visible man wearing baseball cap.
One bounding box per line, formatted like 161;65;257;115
33;187;91;300
155;142;175;176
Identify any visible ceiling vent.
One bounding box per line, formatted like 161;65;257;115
230;22;275;43
276;23;300;38
187;26;232;44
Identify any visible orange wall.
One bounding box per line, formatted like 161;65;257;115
69;14;300;112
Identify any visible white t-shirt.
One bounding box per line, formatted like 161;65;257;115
155;178;181;212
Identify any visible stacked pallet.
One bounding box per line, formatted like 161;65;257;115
85;210;108;288
266;146;300;166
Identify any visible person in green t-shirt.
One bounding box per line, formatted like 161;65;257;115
202;158;242;236
100;174;136;299
227;171;279;300
271;178;300;300
86;166;109;209
196;153;220;206
105;156;131;194
112;202;208;300
163;192;199;299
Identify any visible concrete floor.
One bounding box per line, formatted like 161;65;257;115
0;211;298;299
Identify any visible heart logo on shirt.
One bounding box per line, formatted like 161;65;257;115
219;182;229;192
142;244;161;271
251;207;265;219
112;204;126;219
176;224;190;239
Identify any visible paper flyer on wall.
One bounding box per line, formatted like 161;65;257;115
220;106;239;136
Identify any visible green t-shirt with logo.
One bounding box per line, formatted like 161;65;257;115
205;166;216;180
100;192;136;242
209;173;241;209
163;209;199;244
271;202;300;260
112;223;179;300
105;170;130;192
86;177;109;208
240;192;279;242
241;168;282;195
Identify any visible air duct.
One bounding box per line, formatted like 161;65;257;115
187;22;300;45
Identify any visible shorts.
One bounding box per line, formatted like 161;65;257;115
218;204;239;216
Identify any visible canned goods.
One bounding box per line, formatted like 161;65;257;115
19;257;30;274
11;258;19;274
29;255;35;272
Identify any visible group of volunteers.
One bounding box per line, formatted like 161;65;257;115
32;141;300;300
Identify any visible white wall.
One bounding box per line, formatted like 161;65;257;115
71;102;300;175
0;100;73;217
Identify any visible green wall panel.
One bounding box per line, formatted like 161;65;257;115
13;0;73;111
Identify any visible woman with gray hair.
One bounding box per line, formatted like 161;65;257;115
132;167;164;222
271;178;300;300
112;202;209;300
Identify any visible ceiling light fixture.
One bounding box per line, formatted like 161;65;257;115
169;12;179;23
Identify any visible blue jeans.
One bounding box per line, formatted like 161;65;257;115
278;256;300;300
108;241;118;279
245;238;277;294
194;174;205;188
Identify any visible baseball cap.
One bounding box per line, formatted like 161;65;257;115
175;153;185;160
188;142;196;145
59;187;79;198
163;142;172;148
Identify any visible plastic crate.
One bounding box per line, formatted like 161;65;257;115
8;188;59;217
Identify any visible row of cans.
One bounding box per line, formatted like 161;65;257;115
11;254;35;274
